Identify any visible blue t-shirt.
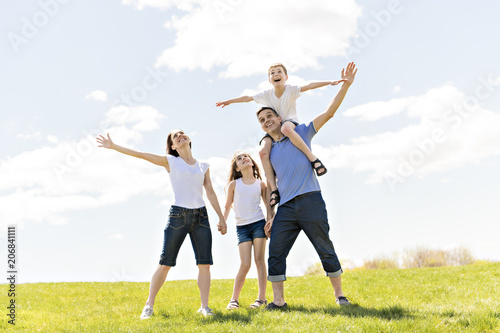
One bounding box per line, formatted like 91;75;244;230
270;121;321;205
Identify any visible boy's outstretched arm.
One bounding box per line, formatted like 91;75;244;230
216;95;253;108
313;62;357;132
300;80;346;93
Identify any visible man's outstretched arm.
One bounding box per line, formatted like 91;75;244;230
313;62;357;132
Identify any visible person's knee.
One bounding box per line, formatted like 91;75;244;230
281;122;295;136
254;256;266;267
197;264;210;271
240;262;251;273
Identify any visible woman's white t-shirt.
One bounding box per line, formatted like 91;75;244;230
166;154;209;209
233;178;265;226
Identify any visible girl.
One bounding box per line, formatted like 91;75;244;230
96;130;227;319
223;152;273;309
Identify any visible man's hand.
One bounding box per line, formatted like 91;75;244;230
264;217;274;238
341;62;357;85
330;79;346;86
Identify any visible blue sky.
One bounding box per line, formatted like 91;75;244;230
1;0;499;283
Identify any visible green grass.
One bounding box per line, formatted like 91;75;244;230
2;263;499;332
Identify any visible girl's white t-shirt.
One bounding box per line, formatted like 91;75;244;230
166;154;209;209
253;84;302;122
233;178;265;226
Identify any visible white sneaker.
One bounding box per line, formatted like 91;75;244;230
197;306;215;317
140;305;153;319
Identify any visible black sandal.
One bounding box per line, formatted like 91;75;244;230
311;158;327;176
269;190;280;207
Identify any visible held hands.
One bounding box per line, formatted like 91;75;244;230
96;133;114;149
217;219;227;235
330;79;346;86
340;62;358;86
264;217;274;238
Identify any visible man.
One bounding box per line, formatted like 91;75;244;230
257;62;357;309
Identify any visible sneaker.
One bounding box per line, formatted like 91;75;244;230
140;305;153;319
264;302;287;310
336;296;350;306
197;306;215;317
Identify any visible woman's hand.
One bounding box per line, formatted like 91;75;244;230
217;219;227;235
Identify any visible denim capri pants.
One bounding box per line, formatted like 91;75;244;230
159;205;213;266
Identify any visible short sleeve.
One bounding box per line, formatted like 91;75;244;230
200;161;210;174
289;85;302;100
253;89;270;105
295;122;317;145
166;154;176;171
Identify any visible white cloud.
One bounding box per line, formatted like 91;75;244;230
392;85;402;94
109;233;124;240
0;105;169;228
135;0;361;78
85;90;108;102
343;96;417;121
317;84;500;184
122;0;201;11
17;132;42;140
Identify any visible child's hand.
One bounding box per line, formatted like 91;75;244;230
217;219;227;235
330;80;346;86
264;217;274;238
96;133;114;149
340;62;358;85
215;101;229;108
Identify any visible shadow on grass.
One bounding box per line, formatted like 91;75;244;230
180;303;413;324
288;303;413;320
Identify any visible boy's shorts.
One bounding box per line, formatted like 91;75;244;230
236;219;267;245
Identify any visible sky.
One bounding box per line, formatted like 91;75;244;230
1;0;499;283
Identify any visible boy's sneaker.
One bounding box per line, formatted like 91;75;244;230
140;305;153;319
197;306;215;317
264;302;288;311
336;296;350;306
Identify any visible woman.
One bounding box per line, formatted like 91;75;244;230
96;129;227;319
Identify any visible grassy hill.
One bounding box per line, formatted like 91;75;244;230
2;262;499;332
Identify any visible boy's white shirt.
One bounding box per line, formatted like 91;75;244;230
253;84;302;123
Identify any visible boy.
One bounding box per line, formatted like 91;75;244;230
216;63;344;207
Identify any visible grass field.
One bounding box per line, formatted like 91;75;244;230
2;262;499;332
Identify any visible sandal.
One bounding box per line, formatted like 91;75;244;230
311;158;327;177
270;190;280;207
226;299;239;310
249;299;267;309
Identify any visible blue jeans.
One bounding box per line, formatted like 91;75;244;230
159;206;213;266
268;191;342;282
236;219;267;245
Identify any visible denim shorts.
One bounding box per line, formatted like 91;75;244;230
236;219;267;245
267;191;342;282
159;206;213;266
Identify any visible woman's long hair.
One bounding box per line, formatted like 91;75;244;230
227;151;262;185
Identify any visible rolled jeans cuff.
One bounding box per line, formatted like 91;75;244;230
325;269;343;278
268;274;286;282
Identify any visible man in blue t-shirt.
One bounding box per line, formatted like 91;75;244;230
257;62;357;310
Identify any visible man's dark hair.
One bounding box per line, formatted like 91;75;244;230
256;106;279;118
